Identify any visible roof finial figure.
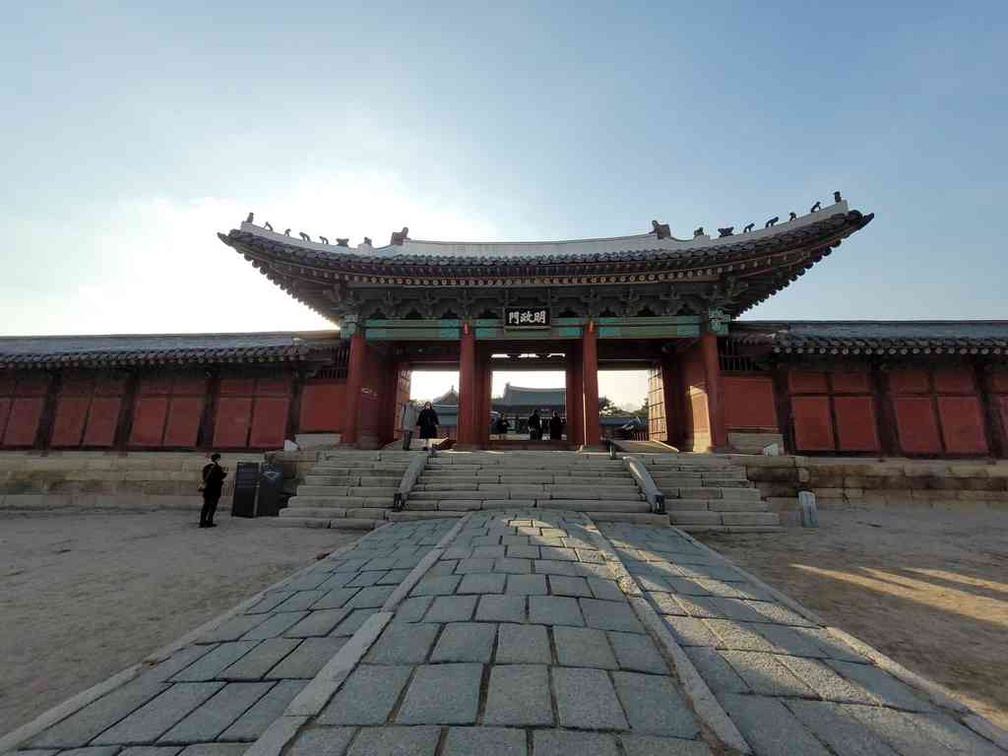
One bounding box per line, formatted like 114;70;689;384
299;232;311;241
810;201;821;213
390;227;409;246
834;190;842;203
337;238;349;247
284;228;291;236
264;221;273;231
765;216;779;228
693;227;704;238
718;227;734;237
246;212;254;223
651;220;671;239
363;237;373;246
743;222;755;233
788;212;797;221
319;236;329;244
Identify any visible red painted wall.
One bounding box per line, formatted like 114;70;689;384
792;395;835;451
833;395;880;451
212;373;290;449
787;369;879;453
0;374;49;448
723;375;777;430
130;373;208;448
300;381;346;433
888;366;988;456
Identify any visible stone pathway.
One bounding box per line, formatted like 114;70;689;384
3;512;1005;756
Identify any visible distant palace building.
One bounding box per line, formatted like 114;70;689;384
1;197;1006;457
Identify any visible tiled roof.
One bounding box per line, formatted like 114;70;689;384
496;385;566;408
730;321;1008;356
223;200;867;267
0;331;343;369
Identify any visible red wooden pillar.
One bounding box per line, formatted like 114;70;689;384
582;322;601;446
457;323;477;446
700;332;726;451
479;348;492;448
343;330;366;446
566;345;582;445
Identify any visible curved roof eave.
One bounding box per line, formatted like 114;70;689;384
219;200;869;267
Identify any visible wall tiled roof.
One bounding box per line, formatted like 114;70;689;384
730;321;1008;356
0;331;343;369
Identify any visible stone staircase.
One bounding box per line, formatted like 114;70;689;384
645;454;781;532
404;451;666;525
276;450;414;528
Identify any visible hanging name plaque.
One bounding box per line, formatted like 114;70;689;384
503;307;550;329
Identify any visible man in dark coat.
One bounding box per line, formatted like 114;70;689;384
199;453;227;528
416;401;439;451
528;410;542;441
549;410;564;440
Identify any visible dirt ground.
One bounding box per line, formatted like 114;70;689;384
697;506;1008;730
0;511;361;737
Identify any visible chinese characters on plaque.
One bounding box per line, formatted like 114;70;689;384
504;307;550;329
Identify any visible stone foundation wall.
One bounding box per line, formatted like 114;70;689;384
0;451;270;512
731;454;1008;524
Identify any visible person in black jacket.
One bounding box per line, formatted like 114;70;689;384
416;401;440;451
549;410;564;441
199;453;228;528
528;410;542;441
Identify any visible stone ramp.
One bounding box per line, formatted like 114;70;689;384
4;513;1005;756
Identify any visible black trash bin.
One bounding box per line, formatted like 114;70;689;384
257;463;285;517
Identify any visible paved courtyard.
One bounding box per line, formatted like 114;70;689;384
2;511;1005;756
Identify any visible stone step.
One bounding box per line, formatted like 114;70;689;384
387;511;465;522
287;495;391;508
666;487;762;501
282;506;388;520
296;485;397;497
262;517;381;530
547;488;642;501
706;499;770;512
651;475;750;488
669;511;723;525
665;498;768;512
537;499;650;513
309;464;410;474
304;475;402;486
422;470;630;480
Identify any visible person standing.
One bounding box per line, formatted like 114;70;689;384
549;410;564;441
199;453;227;528
528;410;542;441
416;401;440;451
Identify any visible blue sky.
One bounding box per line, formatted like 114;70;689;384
2;1;1005;405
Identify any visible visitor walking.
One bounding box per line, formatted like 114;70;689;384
528;410;542;441
549;410;564;440
416;401;440;451
199;453;227;528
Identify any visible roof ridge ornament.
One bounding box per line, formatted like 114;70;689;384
391;227;409;246
651;220;671;240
